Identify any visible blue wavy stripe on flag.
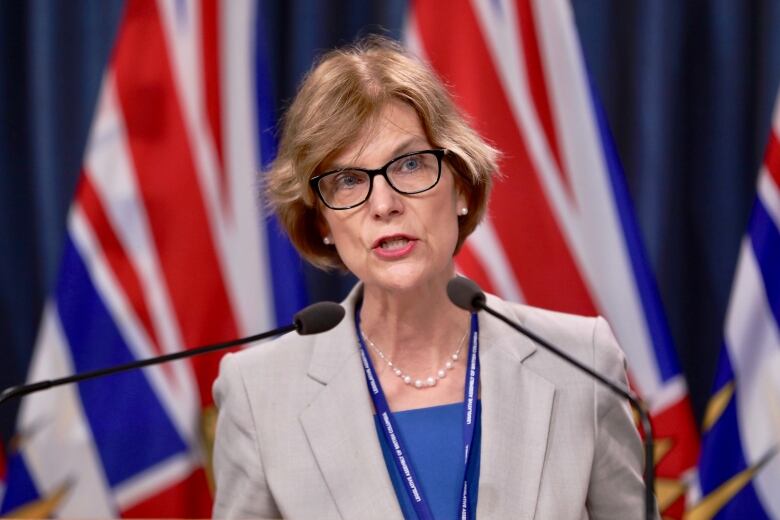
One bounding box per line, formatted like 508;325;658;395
0;452;40;515
698;347;771;519
695;193;779;519
55;234;189;487
586;72;682;381
749;199;780;326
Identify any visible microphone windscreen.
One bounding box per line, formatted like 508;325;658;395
447;277;486;312
294;301;346;335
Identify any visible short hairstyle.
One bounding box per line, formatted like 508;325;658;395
264;36;500;270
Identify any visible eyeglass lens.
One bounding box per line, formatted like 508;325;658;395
318;151;440;209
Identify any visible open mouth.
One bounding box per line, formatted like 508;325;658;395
372;235;416;258
379;237;411;251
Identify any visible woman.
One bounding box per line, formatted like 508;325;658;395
212;37;650;519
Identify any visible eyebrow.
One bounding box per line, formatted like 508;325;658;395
388;137;428;159
328;137;430;171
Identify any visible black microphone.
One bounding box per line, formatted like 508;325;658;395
447;277;656;520
0;301;345;406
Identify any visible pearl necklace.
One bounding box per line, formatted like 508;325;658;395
360;328;469;389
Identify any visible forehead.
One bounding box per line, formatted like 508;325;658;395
325;101;431;170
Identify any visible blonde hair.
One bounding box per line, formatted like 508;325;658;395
265;36;499;270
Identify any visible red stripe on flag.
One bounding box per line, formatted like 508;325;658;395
201;0;227;208
664;495;686;520
414;0;596;315
113;0;238;405
764;131;780;188
455;244;498;295
516;0;572;199
77;173;164;360
652;395;700;478
119;467;212;518
651;395;699;519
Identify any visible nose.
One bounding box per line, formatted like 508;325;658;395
367;175;403;219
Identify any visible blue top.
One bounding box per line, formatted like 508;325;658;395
374;401;482;519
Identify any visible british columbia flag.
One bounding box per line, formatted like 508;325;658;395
689;94;780;519
406;1;700;517
0;0;305;516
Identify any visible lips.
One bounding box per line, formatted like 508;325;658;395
372;234;415;250
371;234;417;258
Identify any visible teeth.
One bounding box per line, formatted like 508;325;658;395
380;237;409;250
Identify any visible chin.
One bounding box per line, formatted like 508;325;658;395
365;260;451;295
360;263;419;292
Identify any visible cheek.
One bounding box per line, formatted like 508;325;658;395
325;214;366;265
448;213;462;251
322;210;345;239
430;201;461;253
328;217;358;244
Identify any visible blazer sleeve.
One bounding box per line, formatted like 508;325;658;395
212;352;281;519
586;317;661;520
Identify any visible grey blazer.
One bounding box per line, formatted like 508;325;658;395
212;285;653;519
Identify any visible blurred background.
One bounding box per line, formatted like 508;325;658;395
1;0;779;518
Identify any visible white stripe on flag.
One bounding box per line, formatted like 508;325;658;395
532;0;668;400
467;218;525;302
219;0;272;333
113;451;196;511
67;205;199;446
84;75;199;410
472;0;665;397
471;0;576;229
724;238;780;518
157;0;272;333
19;305;115;517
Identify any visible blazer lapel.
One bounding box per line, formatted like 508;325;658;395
477;296;556;520
299;287;402;519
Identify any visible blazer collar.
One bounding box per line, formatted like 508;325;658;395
301;284;556;519
477;293;556;519
300;284;403;518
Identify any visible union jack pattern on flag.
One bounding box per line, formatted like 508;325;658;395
406;1;700;517
690;94;780;519
0;0;304;516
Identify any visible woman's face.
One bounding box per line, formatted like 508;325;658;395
319;100;466;294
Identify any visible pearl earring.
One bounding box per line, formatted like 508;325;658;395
459;207;468;216
323;236;332;245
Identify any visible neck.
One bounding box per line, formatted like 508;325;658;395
359;276;469;369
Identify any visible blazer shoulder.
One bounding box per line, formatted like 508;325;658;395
515;302;597;338
212;330;324;418
485;293;625;384
220;328;317;378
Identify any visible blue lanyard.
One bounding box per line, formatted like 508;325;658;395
355;307;480;520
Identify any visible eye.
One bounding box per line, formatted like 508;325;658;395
391;154;429;176
400;157;421;172
333;170;366;190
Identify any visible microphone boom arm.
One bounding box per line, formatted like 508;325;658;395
1;299;346;407
0;324;297;406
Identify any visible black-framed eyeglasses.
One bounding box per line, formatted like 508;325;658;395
309;149;448;210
